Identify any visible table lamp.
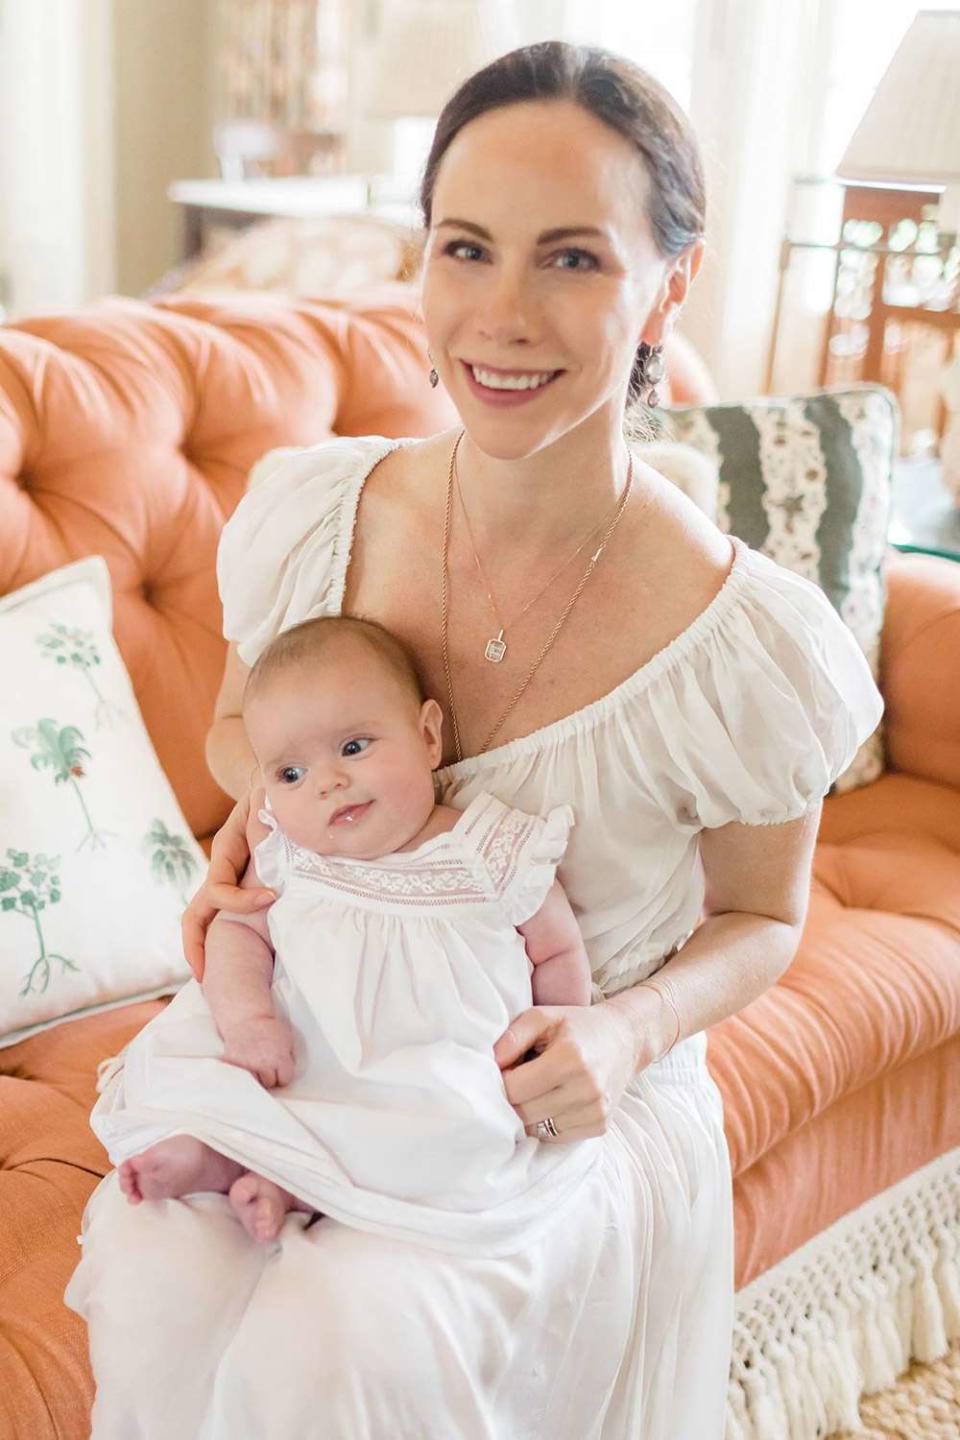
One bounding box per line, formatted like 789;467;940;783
837;10;960;233
837;9;960;504
361;0;519;199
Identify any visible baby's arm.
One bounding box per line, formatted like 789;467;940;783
202;821;296;1088
518;880;592;1007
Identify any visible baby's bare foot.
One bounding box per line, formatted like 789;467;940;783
118;1137;245;1204
228;1171;312;1244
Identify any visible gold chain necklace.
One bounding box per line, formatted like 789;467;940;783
455;455;620;664
440;431;633;762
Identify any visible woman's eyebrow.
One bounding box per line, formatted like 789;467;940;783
435;218;611;244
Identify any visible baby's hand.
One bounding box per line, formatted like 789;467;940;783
220;1015;297;1089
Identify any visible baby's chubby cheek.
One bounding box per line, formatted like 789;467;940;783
265;789;352;854
263;789;311;840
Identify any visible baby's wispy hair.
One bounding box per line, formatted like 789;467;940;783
244;616;425;710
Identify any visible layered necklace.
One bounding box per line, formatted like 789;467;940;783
440;430;633;762
455;455;619;665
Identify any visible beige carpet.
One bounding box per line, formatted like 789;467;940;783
828;1343;960;1438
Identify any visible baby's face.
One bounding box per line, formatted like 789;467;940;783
244;642;443;859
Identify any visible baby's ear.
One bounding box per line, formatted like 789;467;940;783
420;697;445;766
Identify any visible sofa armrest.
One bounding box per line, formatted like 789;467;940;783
881;548;960;789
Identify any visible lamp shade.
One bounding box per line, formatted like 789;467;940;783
364;0;519;120
837;10;960;186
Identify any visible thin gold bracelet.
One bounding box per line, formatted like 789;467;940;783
641;975;682;1059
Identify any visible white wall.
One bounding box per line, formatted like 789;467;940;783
112;0;217;296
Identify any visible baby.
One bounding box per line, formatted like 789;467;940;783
92;616;595;1249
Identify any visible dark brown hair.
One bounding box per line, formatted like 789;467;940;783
419;41;706;419
244;616;424;710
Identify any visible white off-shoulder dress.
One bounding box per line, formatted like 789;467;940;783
66;435;884;1440
91;794;601;1255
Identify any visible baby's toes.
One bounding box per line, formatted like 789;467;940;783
227;1172;260;1214
228;1174;285;1245
251;1195;284;1244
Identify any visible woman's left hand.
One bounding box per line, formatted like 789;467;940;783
493;1003;642;1143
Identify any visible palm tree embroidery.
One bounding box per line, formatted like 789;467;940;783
36;623;124;727
144;819;198;906
12;718;111;850
0;848;78;997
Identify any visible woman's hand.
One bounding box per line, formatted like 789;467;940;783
493;1000;653;1143
181;789;274;981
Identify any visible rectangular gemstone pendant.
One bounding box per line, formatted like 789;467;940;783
484;634;507;663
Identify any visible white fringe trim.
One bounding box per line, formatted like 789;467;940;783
727;1147;960;1439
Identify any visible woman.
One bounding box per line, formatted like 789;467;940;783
66;41;882;1438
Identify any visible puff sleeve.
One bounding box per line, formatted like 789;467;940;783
636;544;885;829
216;435;396;666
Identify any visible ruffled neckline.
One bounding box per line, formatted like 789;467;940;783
328;435;752;782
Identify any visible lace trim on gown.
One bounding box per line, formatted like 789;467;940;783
254;793;571;915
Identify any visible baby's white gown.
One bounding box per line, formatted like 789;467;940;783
91;794;598;1254
66;436;884;1440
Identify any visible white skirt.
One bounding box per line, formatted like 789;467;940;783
66;1031;734;1440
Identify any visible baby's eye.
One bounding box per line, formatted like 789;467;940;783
341;737;371;758
552;248;598;271
277;766;305;785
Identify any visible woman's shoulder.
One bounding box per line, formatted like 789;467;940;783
216;434;400;665
621;455;735;643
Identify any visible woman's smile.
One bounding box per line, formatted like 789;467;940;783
460;359;564;408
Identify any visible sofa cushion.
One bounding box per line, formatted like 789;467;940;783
882;549;960;792
708;772;960;1181
0;1001;162;1440
667;387;896;793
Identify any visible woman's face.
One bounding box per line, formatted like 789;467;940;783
420;98;691;457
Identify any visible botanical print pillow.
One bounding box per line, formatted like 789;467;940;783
667;386;896;793
0;557;201;1048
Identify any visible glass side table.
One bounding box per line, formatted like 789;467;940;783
889;458;960;562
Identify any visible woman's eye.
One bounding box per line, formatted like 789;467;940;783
341;738;371;758
278;766;305;785
444;240;486;262
552;248;598;271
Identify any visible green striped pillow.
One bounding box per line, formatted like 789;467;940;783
666;386;897;793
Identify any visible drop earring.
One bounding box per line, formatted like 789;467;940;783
427;350;439;389
634;341;665;406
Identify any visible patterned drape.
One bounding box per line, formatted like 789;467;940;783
216;0;350;129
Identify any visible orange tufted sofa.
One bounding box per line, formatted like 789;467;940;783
1;284;959;1440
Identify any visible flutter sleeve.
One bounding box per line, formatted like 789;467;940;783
249;805;287;896
467;795;575;926
216;435;394;667
636;545;885;829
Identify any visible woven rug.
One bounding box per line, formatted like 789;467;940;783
828;1342;960;1438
